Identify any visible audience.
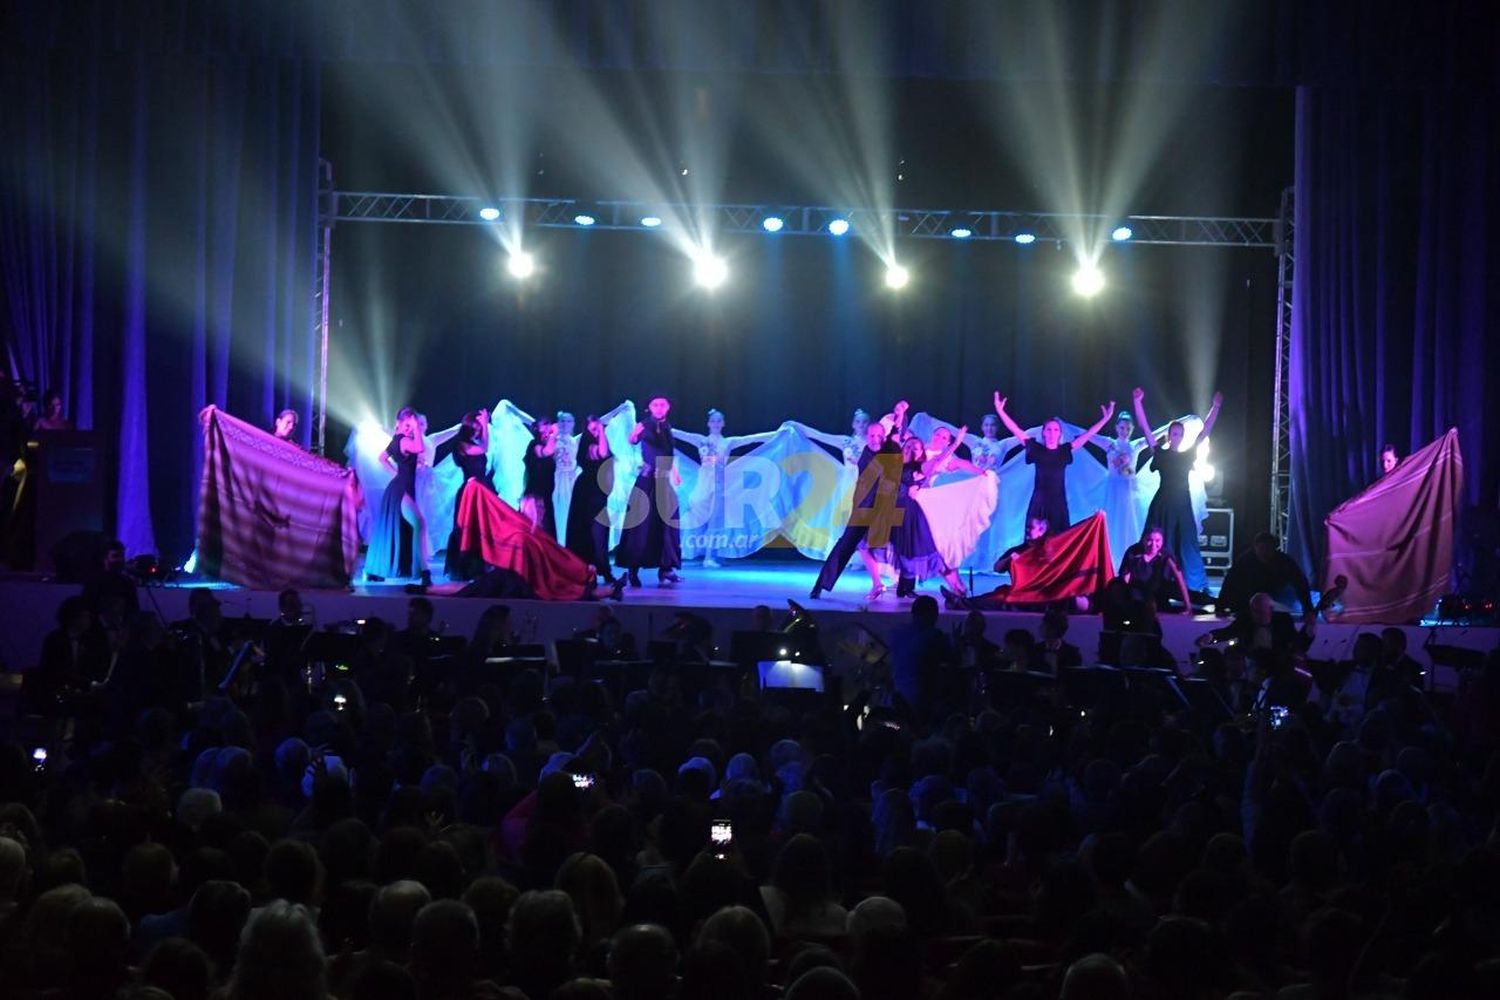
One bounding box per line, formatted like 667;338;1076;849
1;576;1494;1000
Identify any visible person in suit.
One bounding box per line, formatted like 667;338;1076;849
1038;610;1084;673
1198;592;1302;658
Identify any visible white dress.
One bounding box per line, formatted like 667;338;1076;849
962;437;1011;571
1102;437;1144;567
552;434;580;546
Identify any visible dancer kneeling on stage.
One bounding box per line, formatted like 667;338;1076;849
1101;525;1192;624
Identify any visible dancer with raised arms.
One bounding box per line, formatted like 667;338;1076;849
1130;386;1222;596
991;392;1116;540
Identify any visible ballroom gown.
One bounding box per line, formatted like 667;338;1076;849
438;440;494;581
1102;438;1144;563
1024;439;1073;537
366;436;422;579
617;418;682;573
891;461;949;581
566;436;616;583
1144;447;1206;591
963;437;1011;571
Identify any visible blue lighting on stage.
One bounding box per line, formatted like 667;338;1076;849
950;227;972;239
640;215;662;228
478;206;501;222
1111;225;1134;241
827;218;850;236
1014;232;1036;245
762;216;784;233
573;214;596;227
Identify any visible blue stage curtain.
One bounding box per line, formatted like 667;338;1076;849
0;32;321;560
1286;7;1500;575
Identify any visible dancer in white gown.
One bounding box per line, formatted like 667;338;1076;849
673;409;776;566
1101;411;1145;565
551;411;580;546
962;413;1013;572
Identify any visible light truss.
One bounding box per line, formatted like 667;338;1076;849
331;192;1279;248
1269;187;1295;545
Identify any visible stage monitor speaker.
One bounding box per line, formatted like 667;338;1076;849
1199;507;1234;572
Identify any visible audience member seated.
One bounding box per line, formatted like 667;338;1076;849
2;574;1497;1000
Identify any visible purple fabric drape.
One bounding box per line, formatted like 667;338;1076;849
1;32;320;560
1287;63;1499;578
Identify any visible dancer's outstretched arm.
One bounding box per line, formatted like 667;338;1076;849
1071;402;1117;451
992;393;1030;442
1131;388;1157;452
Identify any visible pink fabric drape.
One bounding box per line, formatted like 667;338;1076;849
1323;429;1462;624
196;406;362;589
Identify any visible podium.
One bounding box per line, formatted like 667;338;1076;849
28;430;108;574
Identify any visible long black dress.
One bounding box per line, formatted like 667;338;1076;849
1024;439;1072;537
566;433;616;583
617;417;681;575
1143;447;1205;591
366;436;421;579
891;461;948;582
437;435;494;581
523;438;558;538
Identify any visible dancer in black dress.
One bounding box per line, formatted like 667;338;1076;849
1113;525;1192;613
992;391;1115;540
437;408;494;581
522;415;559;538
1130;386;1221;594
366;409;432;587
567;413;624;597
617;395;684;587
890;432;970;599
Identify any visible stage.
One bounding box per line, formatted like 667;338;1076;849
1;561;1492;693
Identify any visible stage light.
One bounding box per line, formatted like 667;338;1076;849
573;214;596;227
827;218;851;236
950;227;972;239
884;263;910;290
478;206;501;222
762;216;784;233
507;250;535;279
1111;225;1133;242
693;253;728;290
1014;232;1037;245
640;215;662;228
1195;438;1217;483
1071;264;1105;297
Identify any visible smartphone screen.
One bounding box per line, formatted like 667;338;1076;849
710;820;733;848
572;773;595;790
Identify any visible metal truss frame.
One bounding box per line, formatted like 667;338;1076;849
330;192;1280;248
317;187;1294;537
1268;187;1295;545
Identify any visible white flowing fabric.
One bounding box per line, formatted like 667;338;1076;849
1102;437;1146;564
552;434;581;546
911;471;1000;570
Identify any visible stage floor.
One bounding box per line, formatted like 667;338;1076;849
0;561;1490;694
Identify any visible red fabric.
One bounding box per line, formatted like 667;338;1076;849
996;512;1116;603
1323;428;1462;624
455;479;593;600
196;406;362;588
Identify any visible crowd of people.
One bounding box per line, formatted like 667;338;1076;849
6;544;1500;1000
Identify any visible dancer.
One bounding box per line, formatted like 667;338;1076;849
522;415;559;538
673;409;776;567
965;414;1008;474
808;413;905;600
552;411;580;545
1114;526;1192;613
271;408;299;445
567;412;626;597
1130;387;1221;594
1101;411;1144;564
991;392;1115;539
1379;443;1401;476
436;408;495;581
366;409;432;587
949;515;1049;610
923;425;982;481
617;394;684;587
33;389;72;431
891;431;970;599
